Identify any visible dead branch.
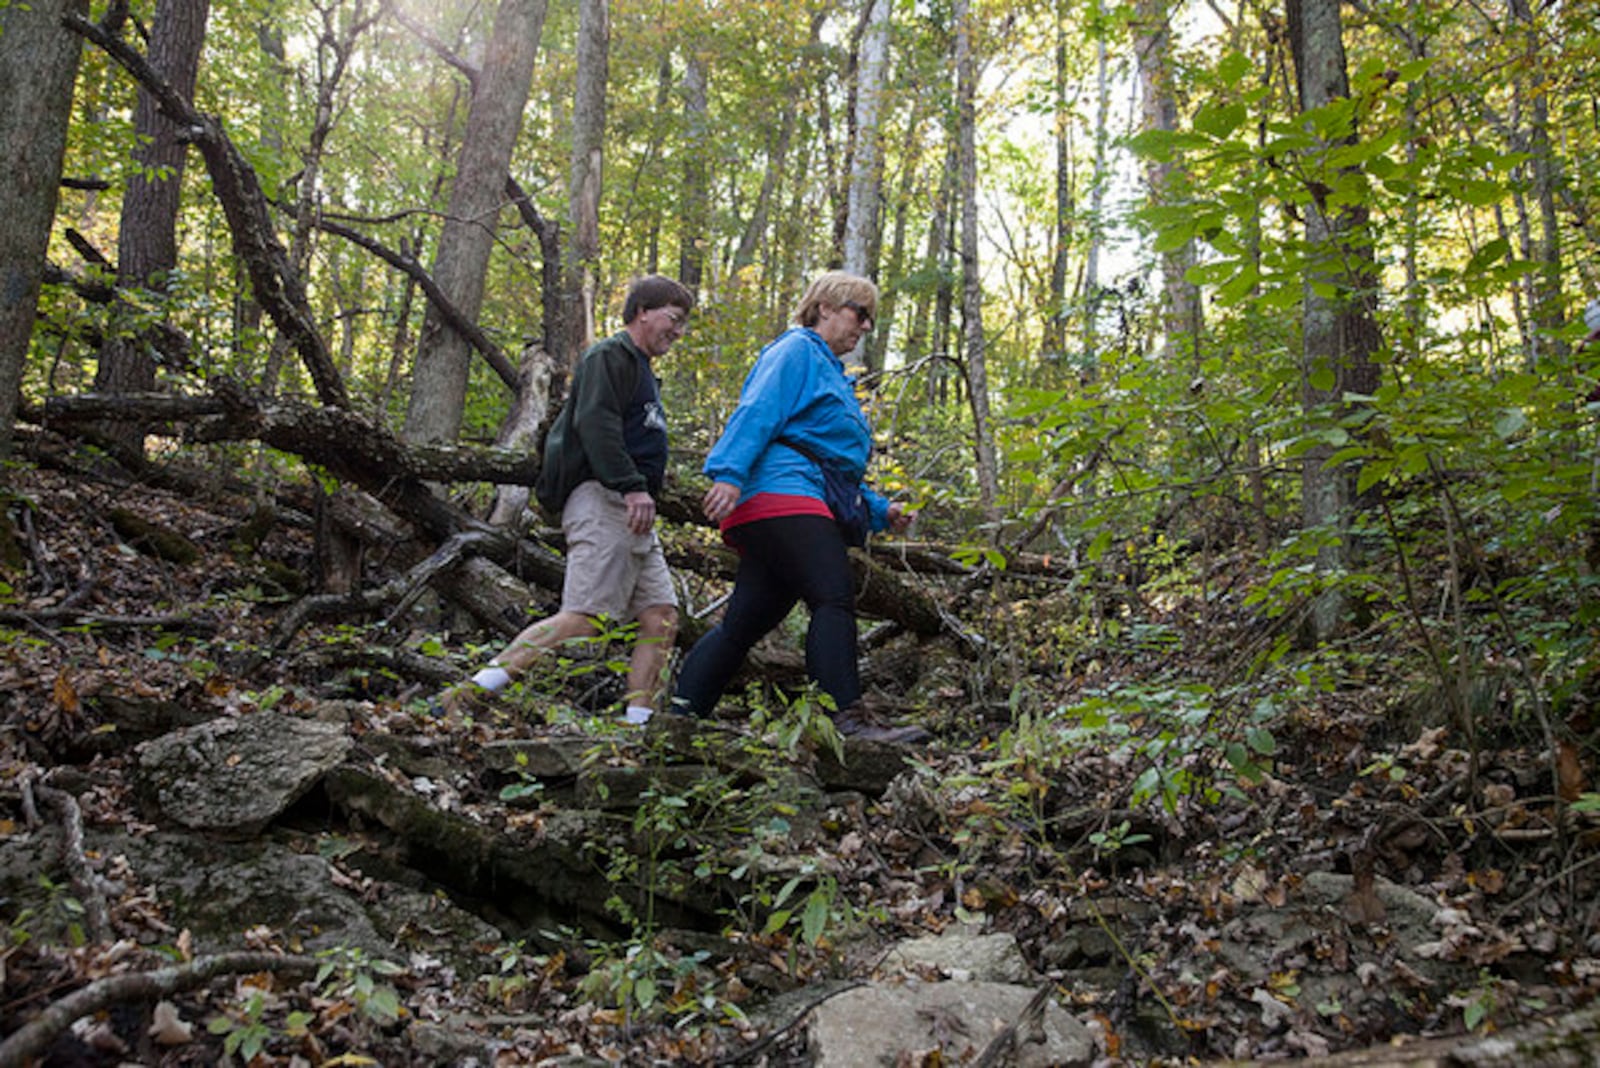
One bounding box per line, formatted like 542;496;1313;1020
63;12;350;409
0;952;319;1068
42;389;960;642
1006;436;1113;559
267;529;501;650
973;982;1055;1067
30;782;112;944
310;213;519;390
0;608;219;633
714;981;865;1067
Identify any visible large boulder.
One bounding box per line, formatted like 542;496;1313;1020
135;711;351;836
810;980;1094;1066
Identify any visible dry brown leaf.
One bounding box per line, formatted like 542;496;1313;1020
53;670;80;714
1555;741;1588;802
149;1000;194;1045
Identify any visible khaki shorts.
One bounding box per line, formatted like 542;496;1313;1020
559;480;677;620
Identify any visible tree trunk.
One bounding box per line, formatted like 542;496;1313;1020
1046;0;1074;363
843;0;889;285
0;0;87;463
486;344;557;527
1287;0;1383;644
1134;0;1200;375
402;0;547;445
92;0;211;461
1507;0;1564;370
261;0;380;398
1082;9;1111;372
678;51;709;296
563;0;608;369
954;0;1000;518
916;139;958;407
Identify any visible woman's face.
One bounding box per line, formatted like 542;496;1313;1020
813;299;874;355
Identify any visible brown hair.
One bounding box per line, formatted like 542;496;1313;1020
793;270;877;328
623;274;695;324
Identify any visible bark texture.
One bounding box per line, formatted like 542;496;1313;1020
403;0;548;445
1287;0;1382;644
93;0;212;460
0;0;87;461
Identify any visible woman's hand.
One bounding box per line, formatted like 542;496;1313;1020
702;481;741;523
886;501;916;535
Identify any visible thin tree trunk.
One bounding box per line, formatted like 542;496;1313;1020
1508;0;1564;370
262;0;380;397
563;0;608;368
403;0;546;444
1288;0;1383;643
1082;13;1111;370
1134;0;1200;374
0;0;87;462
929;139;959;406
678;50;709;296
843;0;888;280
93;0;211;460
955;0;999;516
1046;0;1074;362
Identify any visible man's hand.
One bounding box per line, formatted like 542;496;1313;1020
702;481;741;523
623;491;657;534
887;501;916;535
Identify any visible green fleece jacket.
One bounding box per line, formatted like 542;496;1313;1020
534;331;666;514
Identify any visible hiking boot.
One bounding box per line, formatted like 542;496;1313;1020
832;703;931;745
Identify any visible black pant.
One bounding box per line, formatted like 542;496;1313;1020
673;514;859;715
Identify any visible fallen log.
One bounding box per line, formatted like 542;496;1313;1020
43;389;958;641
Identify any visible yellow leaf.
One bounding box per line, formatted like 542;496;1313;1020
53;672;80;714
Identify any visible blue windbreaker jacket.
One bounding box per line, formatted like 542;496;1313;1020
703;326;892;531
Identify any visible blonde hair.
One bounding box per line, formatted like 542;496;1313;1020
794;271;878;328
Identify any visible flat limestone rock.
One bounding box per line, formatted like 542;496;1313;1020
810;980;1094;1067
136;711;351;836
882;926;1034;983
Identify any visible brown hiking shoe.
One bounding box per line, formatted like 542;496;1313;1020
832;703;931;745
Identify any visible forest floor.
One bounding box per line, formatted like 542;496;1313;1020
2;445;1598;1066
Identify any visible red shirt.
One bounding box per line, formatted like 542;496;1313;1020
720;492;830;542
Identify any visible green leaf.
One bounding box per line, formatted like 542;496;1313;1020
1356;460;1393;495
1453;178;1503;206
801;891;831;945
1465;238;1510;274
1247;726;1277;754
1217;51;1252;83
365;985;401;1022
1194;101;1247;139
1493;408;1526;439
1218;264;1261;302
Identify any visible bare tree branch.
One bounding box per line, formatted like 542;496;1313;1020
0;952;318;1068
62;11;350;409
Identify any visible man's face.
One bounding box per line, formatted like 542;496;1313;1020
635;304;689;358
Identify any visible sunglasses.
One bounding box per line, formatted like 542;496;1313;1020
841;300;874;328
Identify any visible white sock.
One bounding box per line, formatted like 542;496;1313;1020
471;666;513;692
622;705;654;725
